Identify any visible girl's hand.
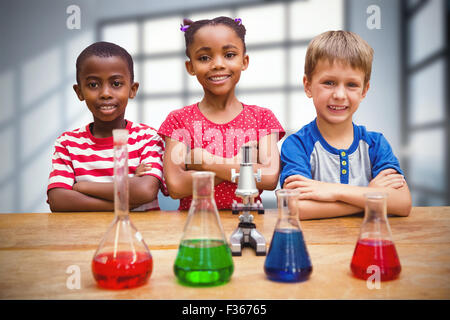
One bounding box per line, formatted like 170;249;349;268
284;175;340;202
186;148;210;170
135;163;152;177
186;147;237;168
369;168;405;189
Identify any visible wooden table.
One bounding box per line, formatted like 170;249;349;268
0;207;449;300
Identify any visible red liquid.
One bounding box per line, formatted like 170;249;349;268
350;239;401;281
92;251;153;289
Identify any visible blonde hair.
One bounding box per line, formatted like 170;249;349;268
304;30;374;86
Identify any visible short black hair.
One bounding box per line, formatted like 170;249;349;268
75;41;134;84
182;16;246;58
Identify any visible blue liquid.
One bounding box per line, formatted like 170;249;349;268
264;229;312;282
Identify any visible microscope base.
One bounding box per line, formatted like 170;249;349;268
229;222;266;256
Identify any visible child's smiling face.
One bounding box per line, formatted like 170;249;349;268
303;59;369;126
185;24;249;97
73;55;138;123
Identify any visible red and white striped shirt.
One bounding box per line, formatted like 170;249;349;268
47;120;167;211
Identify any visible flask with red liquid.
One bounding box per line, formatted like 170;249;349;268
91;129;153;289
350;192;401;281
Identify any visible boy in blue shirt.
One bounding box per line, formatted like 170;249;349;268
280;31;411;219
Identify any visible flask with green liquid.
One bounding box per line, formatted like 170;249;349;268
174;171;234;286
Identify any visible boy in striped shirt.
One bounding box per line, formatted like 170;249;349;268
47;42;167;212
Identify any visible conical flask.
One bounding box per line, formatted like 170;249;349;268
350;192;401;281
91;129;153;289
264;189;312;282
174;171;234;286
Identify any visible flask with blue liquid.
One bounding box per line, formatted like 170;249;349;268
264;189;312;282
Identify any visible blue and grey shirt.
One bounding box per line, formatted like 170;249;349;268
280;119;403;187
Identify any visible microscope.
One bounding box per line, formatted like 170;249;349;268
229;145;266;256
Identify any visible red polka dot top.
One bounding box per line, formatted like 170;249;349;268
158;102;285;210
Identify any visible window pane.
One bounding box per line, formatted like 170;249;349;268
188;94;203;105
66;83;92;130
239;49;284;89
290;0;343;39
125;100;139;124
133;61;141;83
187;72;202;92
289;46;307;87
409;59;445;126
101;22;139;56
188;10;232;22
0;127;14;182
237;3;285;44
22;47;61;106
65;31;94;77
288;91;316;133
408;129;445;191
143;58;183;94
0;70;15;123
23;94;61;159
144;16;184;54
143;98;183;130
408;0;445;66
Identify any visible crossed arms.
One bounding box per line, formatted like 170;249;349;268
283;168;412;220
163;133;281;199
48;163;159;212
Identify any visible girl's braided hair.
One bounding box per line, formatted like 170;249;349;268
181;16;246;58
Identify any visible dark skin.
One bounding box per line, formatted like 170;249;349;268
48;55;160;212
163;25;280;199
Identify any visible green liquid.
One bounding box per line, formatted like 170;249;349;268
174;239;234;287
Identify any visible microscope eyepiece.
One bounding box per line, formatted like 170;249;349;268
242;145;251;164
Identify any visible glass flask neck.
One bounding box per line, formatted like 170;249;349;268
359;192;392;240
192;172;215;199
363;192;388;222
113;129;129;219
180;171;227;242
276;189;301;230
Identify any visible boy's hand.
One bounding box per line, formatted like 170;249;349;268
72;181;84;192
135;163;152;177
369;168;405;189
284;175;339;202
